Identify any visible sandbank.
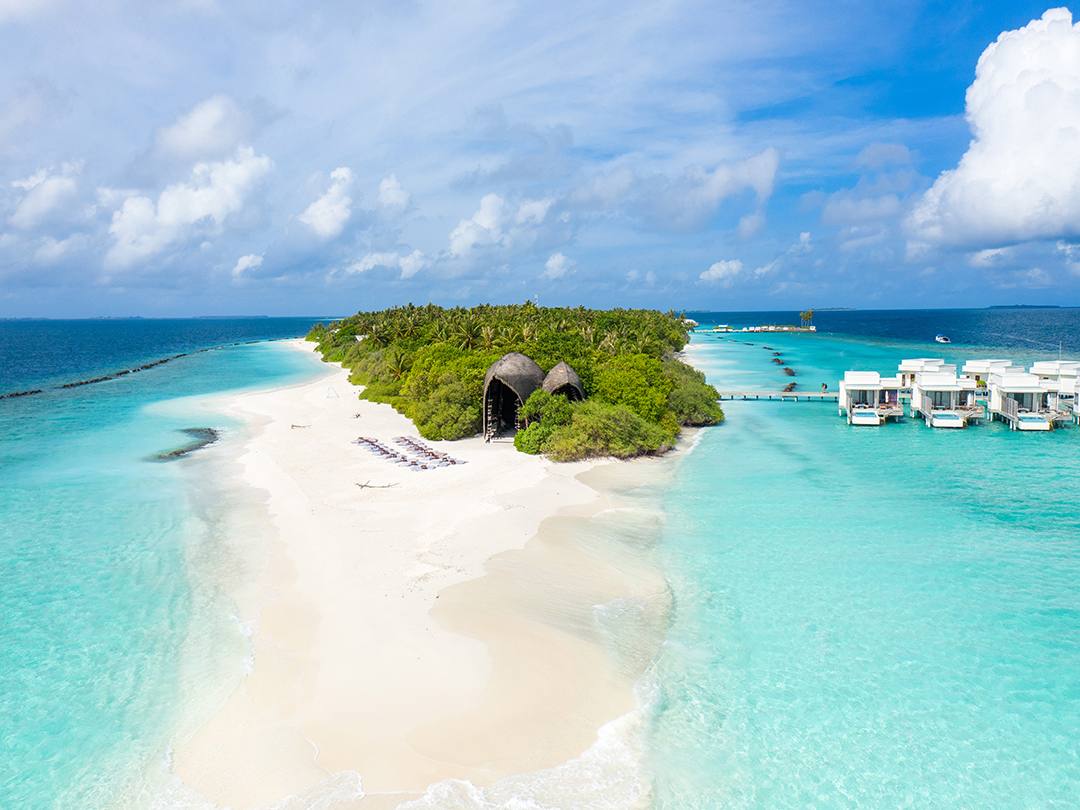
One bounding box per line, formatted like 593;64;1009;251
169;340;672;809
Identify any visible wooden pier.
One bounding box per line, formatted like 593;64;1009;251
717;391;839;402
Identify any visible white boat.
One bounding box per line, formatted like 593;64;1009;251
935;334;951;344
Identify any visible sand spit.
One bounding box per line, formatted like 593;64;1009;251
170;341;671;810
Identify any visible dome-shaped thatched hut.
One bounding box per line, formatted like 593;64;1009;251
483;352;546;440
542;361;586;402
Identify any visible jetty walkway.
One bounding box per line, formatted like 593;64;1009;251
717;391;840;402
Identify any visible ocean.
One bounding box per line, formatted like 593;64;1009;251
0;319;329;810
2;310;1079;809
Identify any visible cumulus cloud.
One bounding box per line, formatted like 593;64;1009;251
907;9;1080;248
448;193;554;257
398;249;428;279
344;249;428;279
10;162;80;229
299;167;354;239
232;253;263;277
543;252;574;279
700;259;744;285
378;174;410;211
155;95;255;160
106;146;273;269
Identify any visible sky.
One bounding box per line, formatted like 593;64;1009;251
1;0;1078;317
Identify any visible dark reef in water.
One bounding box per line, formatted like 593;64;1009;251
150;428;220;461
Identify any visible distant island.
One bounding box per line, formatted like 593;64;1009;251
308;304;723;460
988;304;1060;309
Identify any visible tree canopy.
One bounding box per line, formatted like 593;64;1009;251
308;303;723;459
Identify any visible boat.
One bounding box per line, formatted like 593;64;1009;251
935;334;951;344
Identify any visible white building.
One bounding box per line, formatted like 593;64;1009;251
911;370;979;428
838;371;904;426
961;359;1013;387
897;358;952;388
988;370;1052;431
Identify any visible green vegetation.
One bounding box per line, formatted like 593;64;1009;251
307;303;723;459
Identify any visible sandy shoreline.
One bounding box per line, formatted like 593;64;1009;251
169;340;673;809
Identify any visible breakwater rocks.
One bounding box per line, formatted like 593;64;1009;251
0;339;283;401
150;428;220;461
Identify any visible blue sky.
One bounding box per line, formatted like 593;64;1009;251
1;0;1076;317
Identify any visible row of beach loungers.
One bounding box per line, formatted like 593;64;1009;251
353;436;467;471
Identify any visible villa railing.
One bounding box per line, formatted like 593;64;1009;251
1002;396;1019;419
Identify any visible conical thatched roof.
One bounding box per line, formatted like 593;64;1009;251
483;352;546;403
542;361;586;400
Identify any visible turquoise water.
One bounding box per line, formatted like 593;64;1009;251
650;327;1080;808
0;321;326;810
6;313;1080;809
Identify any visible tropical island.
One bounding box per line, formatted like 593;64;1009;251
307;302;723;460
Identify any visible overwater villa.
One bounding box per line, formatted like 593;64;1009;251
897;358;949;388
837;371;904;426
910;370;980;428
961;359;1014;390
1030;360;1079;413
987;369;1061;430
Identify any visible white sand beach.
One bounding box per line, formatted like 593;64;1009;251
170;341;671;809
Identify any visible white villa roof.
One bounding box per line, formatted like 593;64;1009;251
914;371;971;391
962;358;1013;374
898;358;945;372
844;371;880;387
990;371;1045;393
1030;360;1080;378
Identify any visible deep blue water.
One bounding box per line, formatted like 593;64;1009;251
685;307;1080;355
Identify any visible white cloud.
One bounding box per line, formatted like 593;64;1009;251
34;235;80;264
448;193;554;258
106;146;273;268
398;249;428;279
299;167;354;239
346;251;400;274
10;162;80;229
377;174;410;211
341;249;428;279
156;95;253;160
232;253;263;277
738;210;766;238
1058;241;1080;275
700;259;744;285
543;252;573;279
967;247;1014;267
907;9;1080;248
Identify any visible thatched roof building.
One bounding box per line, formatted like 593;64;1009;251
542;361;586;401
483;352;546;439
